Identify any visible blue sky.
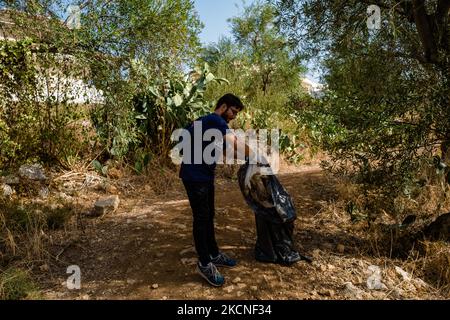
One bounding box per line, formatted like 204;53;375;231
193;0;321;82
193;0;243;45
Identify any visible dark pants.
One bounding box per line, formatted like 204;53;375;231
182;180;219;265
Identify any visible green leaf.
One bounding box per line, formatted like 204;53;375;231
135;161;143;174
92;160;102;172
148;86;159;97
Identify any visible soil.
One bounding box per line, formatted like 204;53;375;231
38;163;447;300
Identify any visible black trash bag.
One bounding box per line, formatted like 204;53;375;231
238;162;296;224
237;162;312;265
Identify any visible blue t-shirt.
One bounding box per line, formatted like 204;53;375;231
179;113;229;182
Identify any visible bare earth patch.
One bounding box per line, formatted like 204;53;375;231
38;164;447;300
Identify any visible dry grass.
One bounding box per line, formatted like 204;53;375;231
0;267;40;300
0;196;80;298
418;241;450;293
314;169;450;297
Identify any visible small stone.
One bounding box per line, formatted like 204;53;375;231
94;195;120;216
18;164;47;181
237;291;244;297
320;264;327;272
327;264;335;271
366;265;388;291
250;286;258;291
3;175;20;185
337;244;345;254
232;277;241;284
127;279;137;285
151;284;159;289
395;266;411;281
162;296;168;300
224;285;234;293
156;253;164;258
39;186;49;198
237;283;247;289
1;184;13;197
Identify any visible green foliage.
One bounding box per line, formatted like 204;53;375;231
0;0;204;166
133;63;228;157
275;0;450;218
201;1;310;164
92;159;108;176
0;268;39;300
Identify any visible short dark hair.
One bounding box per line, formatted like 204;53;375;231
215;93;244;111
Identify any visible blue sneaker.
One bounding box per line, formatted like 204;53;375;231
210;252;237;268
196;262;225;287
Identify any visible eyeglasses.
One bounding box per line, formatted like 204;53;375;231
229;107;240;115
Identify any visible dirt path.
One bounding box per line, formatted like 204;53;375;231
40;164;446;300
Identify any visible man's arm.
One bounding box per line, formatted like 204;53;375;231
224;132;257;163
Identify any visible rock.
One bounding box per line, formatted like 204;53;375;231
224;285;234;293
162;296;168;300
395;266;411;281
3;175;20;185
232;277;241;284
343;282;364;299
39;186;49;198
151;284;159;289
94;195;120;216
1;184;13;197
366;265;388;290
337;244;345;254
237;283;247;289
237;291;244;297
320;264;327;272
127;279;137;285
18;164;47;181
250;286;258;291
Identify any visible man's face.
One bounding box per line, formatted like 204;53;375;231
222;105;240;123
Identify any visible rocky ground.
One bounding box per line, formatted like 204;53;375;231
8;163;446;300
